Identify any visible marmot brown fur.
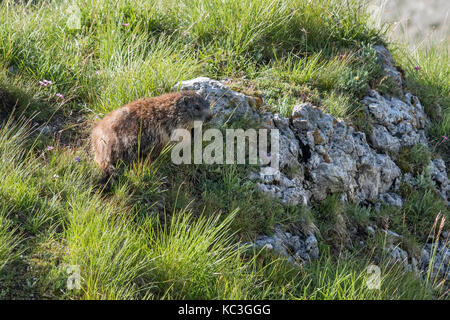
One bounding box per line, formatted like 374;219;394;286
91;91;211;184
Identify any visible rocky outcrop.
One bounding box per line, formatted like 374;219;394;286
374;44;404;89
292;103;402;202
173;77;260;125
419;237;450;281
250;112;310;206
429;159;450;204
247;226;319;265
368;224;450;280
174;45;448;268
249;103;404;205
174;76;447;207
385;237;450;281
362;90;429;154
399;160;450;205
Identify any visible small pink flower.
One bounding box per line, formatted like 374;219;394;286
414;66;420;71
95;70;101;75
122;23;129;26
442;135;448;141
56;93;64;99
40;79;53;87
46;146;55;151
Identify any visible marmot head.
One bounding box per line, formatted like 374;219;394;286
175;91;212;124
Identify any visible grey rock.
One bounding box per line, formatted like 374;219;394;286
249;227;319;264
378;192;403;207
173;77;260;125
400;160;450;204
292;102;401;202
429;159;450;203
362;90;429;155
442;248;450;265
411;257;419;272
293;248;310;262
174;75;440;209
133;70;450;279
366;226;376;235
252;98;402;205
387;245;409;263
382;229;402;238
419;240;450;281
37;125;53;135
369;124;402;153
272;113;303;170
305;235;319;260
255;182;310;206
374;45;403;89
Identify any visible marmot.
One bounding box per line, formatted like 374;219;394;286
91;91;211;184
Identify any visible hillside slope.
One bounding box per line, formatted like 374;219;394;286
0;0;448;300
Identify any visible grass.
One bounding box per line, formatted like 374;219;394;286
158;163;301;241
0;0;386;119
392;168;449;240
393;40;450;163
0;210;20;273
0;0;448;300
396;143;432;175
0;118;446;299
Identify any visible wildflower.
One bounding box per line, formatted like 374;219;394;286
94;70;101;75
56;93;64;100
75;156;81;163
354;76;360;80
414;66;420;71
442;135;448;141
122;23;129;26
40;79;53;87
46;146;55;151
53;174;59;178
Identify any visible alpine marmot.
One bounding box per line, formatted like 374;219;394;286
91;91;211;184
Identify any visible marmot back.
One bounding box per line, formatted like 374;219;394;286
91;91;211;184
